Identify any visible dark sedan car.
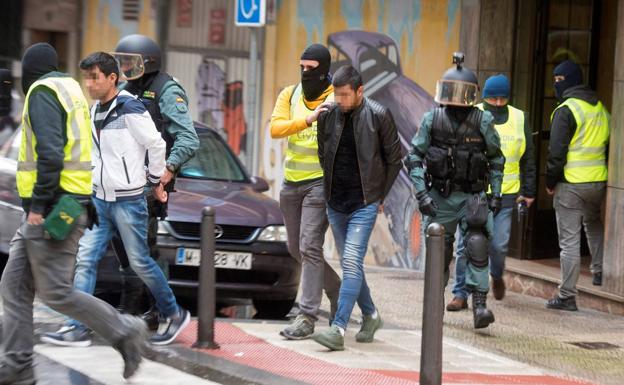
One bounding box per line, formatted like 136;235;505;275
0;123;299;318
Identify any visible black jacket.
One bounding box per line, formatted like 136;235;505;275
317;98;402;205
546;85;604;188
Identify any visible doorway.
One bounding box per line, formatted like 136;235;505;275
509;0;615;260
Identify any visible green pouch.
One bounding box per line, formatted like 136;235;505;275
43;195;84;240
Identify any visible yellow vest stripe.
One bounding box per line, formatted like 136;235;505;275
287;141;319;156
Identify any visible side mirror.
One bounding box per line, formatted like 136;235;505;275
250;176;270;193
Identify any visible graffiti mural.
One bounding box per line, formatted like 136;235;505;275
260;0;461;271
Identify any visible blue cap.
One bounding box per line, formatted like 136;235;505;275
482;74;510;99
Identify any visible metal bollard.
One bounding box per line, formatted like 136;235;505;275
420;222;445;385
193;206;219;349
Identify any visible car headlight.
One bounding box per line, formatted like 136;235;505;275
258;225;288;242
157;221;170;235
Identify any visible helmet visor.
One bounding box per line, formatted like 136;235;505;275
434;79;478;106
110;52;145;81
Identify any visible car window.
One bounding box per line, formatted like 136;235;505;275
179;131;246;182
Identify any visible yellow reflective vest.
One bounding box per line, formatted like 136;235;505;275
17;76;92;198
477;103;526;194
551;98;609;183
284;84;334;182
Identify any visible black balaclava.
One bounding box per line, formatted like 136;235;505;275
300;43;331;101
21;43;58;94
446;105;471;123
553;60;582;101
0;69;12;117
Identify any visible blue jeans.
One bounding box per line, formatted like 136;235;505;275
327;201;379;330
70;196;179;329
452;202;513;299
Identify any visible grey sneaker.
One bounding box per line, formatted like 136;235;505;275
40;325;93;347
0;362;35;385
149;307;191;346
312;325;345;351
355;312;383;343
279;314;314;340
114;315;149;379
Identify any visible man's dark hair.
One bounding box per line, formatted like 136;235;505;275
332;65;363;91
79;52;119;84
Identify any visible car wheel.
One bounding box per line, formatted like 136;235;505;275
252;298;296;320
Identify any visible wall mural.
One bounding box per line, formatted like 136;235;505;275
261;0;460;271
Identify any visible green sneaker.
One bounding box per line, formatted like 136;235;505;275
279;314;314;340
355;312;383;343
312;325;345;351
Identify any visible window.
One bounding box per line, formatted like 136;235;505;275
179;131;246;182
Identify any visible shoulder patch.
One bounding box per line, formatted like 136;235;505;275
175;97;185;103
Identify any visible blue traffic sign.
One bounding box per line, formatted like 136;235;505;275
235;0;266;27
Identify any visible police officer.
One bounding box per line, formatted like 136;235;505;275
545;60;609;311
111;35;200;321
406;53;505;329
0;43;147;384
449;74;536;310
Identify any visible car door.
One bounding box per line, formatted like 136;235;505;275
0;129;23;254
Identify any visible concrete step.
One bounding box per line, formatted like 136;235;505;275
504;257;624;315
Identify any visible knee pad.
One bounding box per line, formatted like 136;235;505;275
465;230;488;268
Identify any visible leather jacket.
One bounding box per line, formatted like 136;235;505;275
317;98;402;205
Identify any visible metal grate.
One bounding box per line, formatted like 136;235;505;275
168;221;257;241
122;0;140;21
567;341;620;350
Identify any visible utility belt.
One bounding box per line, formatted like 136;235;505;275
428;176;487;198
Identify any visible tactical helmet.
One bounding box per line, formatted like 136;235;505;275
434;52;479;107
112;34;161;80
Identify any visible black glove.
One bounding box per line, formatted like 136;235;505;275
417;191;438;218
489;195;502;217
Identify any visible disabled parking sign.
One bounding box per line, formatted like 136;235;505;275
235;0;266;27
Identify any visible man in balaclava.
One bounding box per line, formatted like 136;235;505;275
269;43;341;339
0;43;148;384
406;53;505;329
0;69;16;145
545;60;610;311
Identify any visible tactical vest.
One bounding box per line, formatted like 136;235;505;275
477;104;525;194
17;76;92;198
551;98;609;183
125;72;180;157
284;84;333;182
425;107;488;195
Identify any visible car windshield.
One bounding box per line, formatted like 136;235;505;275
179;130;247;182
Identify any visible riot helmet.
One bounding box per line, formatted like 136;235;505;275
112;34;161;81
434;52;479;107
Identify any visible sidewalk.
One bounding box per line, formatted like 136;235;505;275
144;319;598;385
6;261;624;385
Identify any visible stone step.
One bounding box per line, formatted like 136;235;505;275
504;257;624;315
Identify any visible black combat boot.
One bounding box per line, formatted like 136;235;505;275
472;291;495;329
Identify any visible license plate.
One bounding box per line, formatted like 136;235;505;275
175;248;252;270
